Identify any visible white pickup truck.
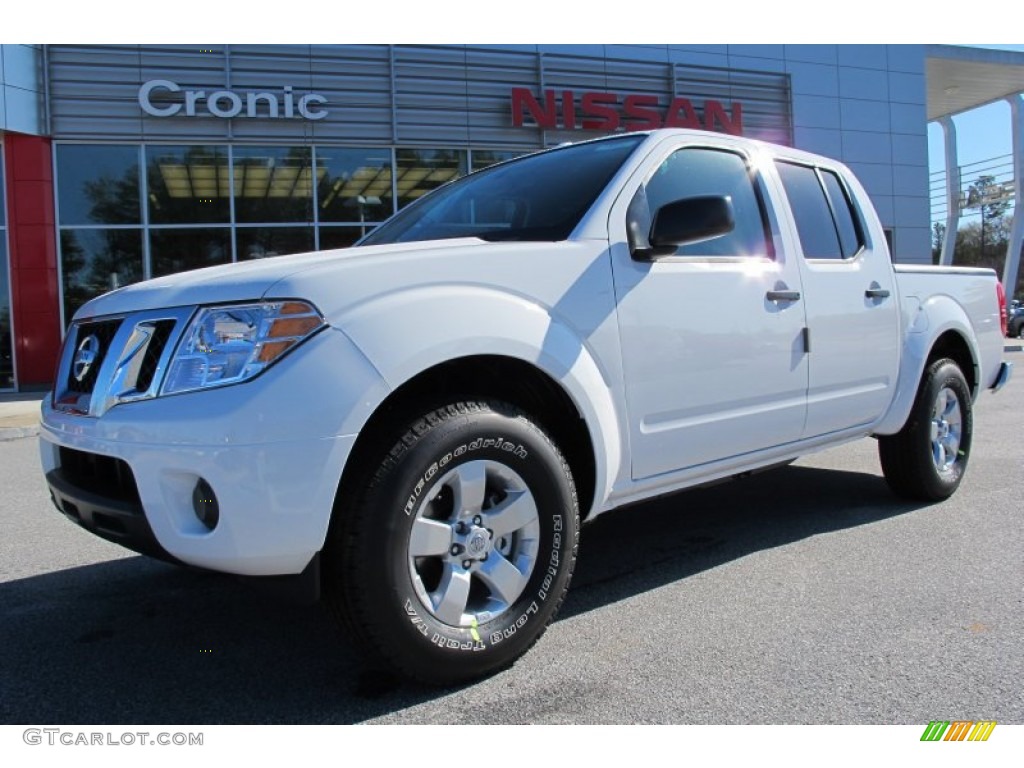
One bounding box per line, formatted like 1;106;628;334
40;129;1011;684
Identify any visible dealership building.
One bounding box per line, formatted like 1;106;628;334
1;43;1022;391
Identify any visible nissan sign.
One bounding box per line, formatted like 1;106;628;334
510;88;743;135
138;79;328;120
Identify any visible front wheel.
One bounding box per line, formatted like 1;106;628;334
326;401;579;685
878;358;973;501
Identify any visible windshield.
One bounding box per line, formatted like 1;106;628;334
360;134;644;246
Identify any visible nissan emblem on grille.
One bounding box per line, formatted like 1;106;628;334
73;335;101;383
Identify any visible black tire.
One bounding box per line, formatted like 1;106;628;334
878;358;972;501
326;401;579;685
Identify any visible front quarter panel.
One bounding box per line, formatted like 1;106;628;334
263;237;633;517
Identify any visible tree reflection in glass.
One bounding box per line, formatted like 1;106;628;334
60;229;143;322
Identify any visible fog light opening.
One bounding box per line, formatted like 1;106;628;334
192;478;220;531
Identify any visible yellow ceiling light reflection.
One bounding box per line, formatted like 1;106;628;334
157;157;462;203
158;162;232;199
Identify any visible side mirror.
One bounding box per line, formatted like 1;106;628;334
636;195;735;260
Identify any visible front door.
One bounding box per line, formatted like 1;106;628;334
611;143;810;480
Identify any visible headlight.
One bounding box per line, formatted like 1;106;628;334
162;300;325;395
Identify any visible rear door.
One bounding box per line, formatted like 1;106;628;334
773;160;900;437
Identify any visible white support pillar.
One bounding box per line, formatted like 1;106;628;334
1004;94;1024;298
939;116;960;266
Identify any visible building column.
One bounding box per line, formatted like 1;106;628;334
4;133;60;388
939;116;960;266
1004;94;1024;298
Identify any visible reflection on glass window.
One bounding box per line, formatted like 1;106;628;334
151;228;232;277
395;149;467;210
60;229;143;322
57;145;141;225
147;145;231;225
365;136;643;246
821;170;863;258
470;149;523;172
775;161;842;259
318;226;364;251
237;227;314;260
0;239;13;389
317;148;393;228
645;148;769;258
233;147;317;224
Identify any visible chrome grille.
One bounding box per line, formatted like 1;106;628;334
54;307;196;417
65;319;122;395
134;320;175;392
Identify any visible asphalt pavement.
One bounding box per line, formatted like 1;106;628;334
1;353;1021;724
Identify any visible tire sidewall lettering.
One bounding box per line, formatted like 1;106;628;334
403;436;530;517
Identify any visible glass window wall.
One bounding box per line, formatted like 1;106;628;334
396;149;467;210
317;147;394;226
233;146;316;224
56;144;141;225
470;149;523;172
147;145;231;225
237;227;314;260
151;228;232;277
60;229;144;321
55;142;478;324
318;226;364;251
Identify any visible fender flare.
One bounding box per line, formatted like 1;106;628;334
873;294;979;435
334;285;626;513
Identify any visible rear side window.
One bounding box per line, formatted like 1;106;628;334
820;170;862;258
776;161;862;260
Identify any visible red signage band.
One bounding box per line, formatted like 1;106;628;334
510;88;743;135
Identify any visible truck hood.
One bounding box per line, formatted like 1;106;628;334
74;238;491;320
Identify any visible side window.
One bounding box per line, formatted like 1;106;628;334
820;170;863;258
643;148;770;258
776;162;863;260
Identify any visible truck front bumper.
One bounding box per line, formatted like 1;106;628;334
39;327;388;576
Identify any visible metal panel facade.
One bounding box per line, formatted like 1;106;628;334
46;44;791;150
43;43;930;261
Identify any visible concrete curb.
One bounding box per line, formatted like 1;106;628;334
0;425;40;442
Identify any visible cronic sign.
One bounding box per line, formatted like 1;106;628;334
138;80;328;120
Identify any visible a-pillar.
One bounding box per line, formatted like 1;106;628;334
1003;94;1024;298
4;133;61;388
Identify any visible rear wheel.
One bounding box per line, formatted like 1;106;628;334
326;401;578;685
878;358;972;501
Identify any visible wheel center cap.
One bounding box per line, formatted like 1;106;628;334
466;529;490;557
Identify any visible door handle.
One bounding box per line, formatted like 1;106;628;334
865;288;891;299
766;290;801;302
